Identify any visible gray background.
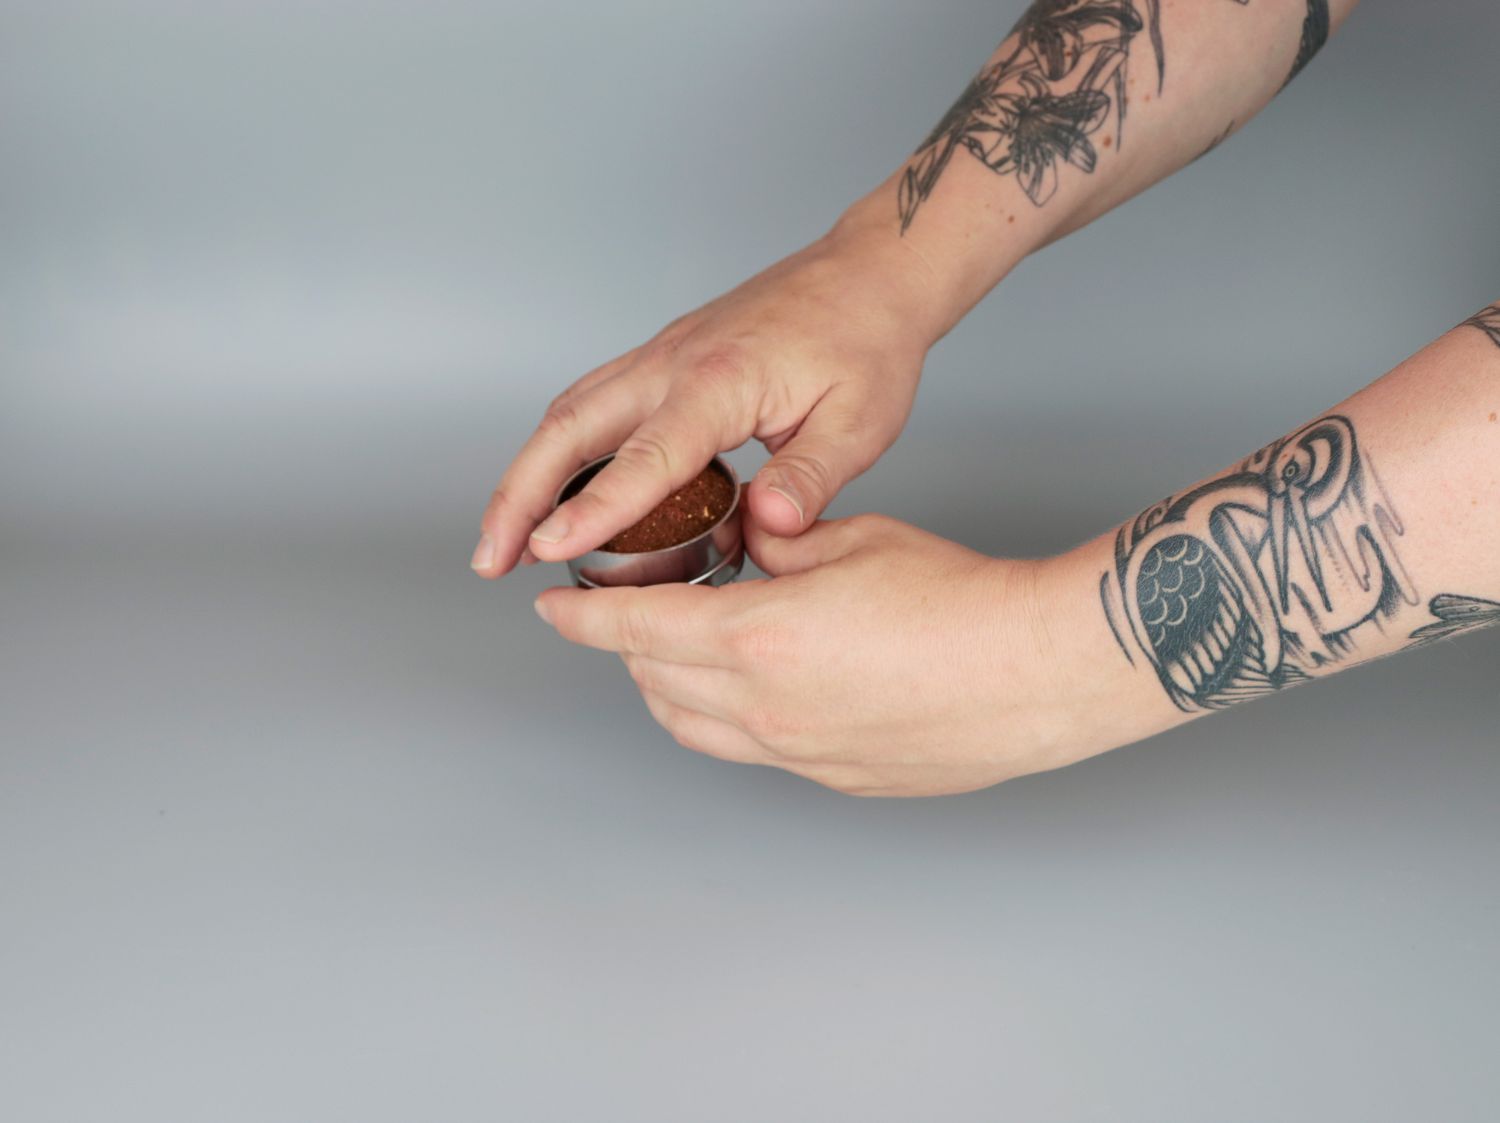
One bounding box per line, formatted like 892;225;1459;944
3;1;1498;1119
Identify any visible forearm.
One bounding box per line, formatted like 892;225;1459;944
828;0;1359;340
531;305;1497;797
1036;304;1500;759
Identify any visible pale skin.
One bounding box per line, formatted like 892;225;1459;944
533;327;1500;796
474;0;1500;795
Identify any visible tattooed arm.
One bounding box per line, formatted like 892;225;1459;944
475;0;1359;577
1086;306;1500;728
534;309;1499;797
840;0;1359;325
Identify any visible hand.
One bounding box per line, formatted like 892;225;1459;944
471;223;947;577
533;513;1169;797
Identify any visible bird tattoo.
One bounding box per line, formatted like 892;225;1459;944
1101;415;1420;711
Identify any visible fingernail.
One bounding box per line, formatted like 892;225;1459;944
531;511;568;544
470;534;497;571
520;546;538;566
533;597;553;625
763;474;805;526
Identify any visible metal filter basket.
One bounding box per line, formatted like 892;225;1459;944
552;454;744;589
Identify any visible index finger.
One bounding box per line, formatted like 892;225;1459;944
534;582;736;666
528;382;749;562
475;366;660;578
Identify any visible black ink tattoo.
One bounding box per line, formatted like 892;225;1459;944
1285;0;1331;87
1100;416;1421;711
1461;303;1500;349
1102;416;1500;708
1142;0;1166;90
1100;573;1136;665
1408;595;1500;647
899;0;1157;231
899;0;1332;231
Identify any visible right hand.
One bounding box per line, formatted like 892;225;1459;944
470;223;950;576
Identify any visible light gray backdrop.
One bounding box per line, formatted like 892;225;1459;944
3;1;1498;1120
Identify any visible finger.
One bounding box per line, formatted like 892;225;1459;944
623;653;744;724
640;691;767;766
747;387;883;535
535;582;734;664
742;510;867;578
549;345;645;409
473;372;662;578
529;381;751;561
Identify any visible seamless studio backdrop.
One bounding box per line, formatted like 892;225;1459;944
3;2;1498;1120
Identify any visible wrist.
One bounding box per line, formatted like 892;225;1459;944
828;177;1040;339
819;200;991;347
1012;541;1194;767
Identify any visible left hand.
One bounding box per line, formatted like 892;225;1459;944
534;512;1147;797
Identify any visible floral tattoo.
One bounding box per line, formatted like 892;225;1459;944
898;0;1330;233
898;0;1149;230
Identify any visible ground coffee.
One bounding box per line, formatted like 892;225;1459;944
601;462;735;553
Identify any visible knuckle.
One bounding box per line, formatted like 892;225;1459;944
841;512;896;542
688;347;757;416
545;385;580;414
742;701;793;745
649;322;690;360
650;311;698;350
775;451;836;501
728;617;793;664
618;605;657;653
622;652;644;682
544;393;580;422
667;723;698;751
659;708;705;753
615;430;678;479
826;774;883;798
690;345;746;388
644;696;695;751
642;691;671;725
484;483;515;524
536;398;584;443
626;656;660;693
793;765;876;797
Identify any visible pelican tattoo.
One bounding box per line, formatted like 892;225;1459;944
1100;415;1420;711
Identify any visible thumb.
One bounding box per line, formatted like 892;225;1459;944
748;396;877;536
743;508;864;578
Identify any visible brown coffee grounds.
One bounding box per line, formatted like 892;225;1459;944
601;463;735;553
